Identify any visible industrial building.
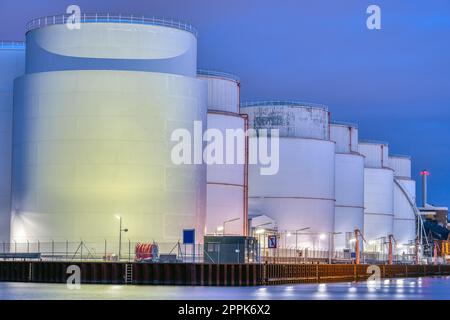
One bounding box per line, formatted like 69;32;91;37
0;13;444;259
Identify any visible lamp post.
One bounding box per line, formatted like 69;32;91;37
222;217;240;236
250;222;273;262
116;215;128;260
252;222;272;237
216;226;224;235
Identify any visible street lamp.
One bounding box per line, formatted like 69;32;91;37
115;215;128;260
250;222;273;262
255;228;266;234
251;222;272;238
222;217;240;236
216;226;224;235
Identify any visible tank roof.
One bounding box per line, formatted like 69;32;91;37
241;100;328;111
197;69;240;82
0;41;25;49
26;14;198;37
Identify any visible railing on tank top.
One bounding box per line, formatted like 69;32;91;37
197;69;241;82
359;138;389;145
241;100;328;111
0;41;25;49
25;14;198;37
331;120;359;128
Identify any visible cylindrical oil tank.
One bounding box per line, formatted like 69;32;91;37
358;141;394;251
389;155;411;179
241;101;335;250
389;155;416;251
25;15;198;76
198;70;246;236
330;122;364;250
0;42;25;242
11;18;207;244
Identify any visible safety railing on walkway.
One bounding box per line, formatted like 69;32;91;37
0;241;440;265
0;241;257;264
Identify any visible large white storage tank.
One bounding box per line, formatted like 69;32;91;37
389;155;416;250
241;101;335;249
358;141;394;251
0;42;25;242
198;70;247;236
11;16;207;244
330;122;364;250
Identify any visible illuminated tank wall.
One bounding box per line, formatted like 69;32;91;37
198;71;246;236
11;19;207;243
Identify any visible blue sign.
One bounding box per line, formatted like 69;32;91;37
268;235;277;249
351;252;356;259
183;229;195;244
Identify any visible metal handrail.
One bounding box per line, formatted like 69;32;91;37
241;100;328;111
25;14;198;37
197;69;240;82
0;41;25;49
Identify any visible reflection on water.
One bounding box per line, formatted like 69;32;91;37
0;276;449;300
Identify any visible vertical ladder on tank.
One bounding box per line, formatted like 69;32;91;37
124;263;133;284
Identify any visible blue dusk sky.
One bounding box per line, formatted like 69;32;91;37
0;0;449;206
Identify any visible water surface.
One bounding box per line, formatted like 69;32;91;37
1;276;449;300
